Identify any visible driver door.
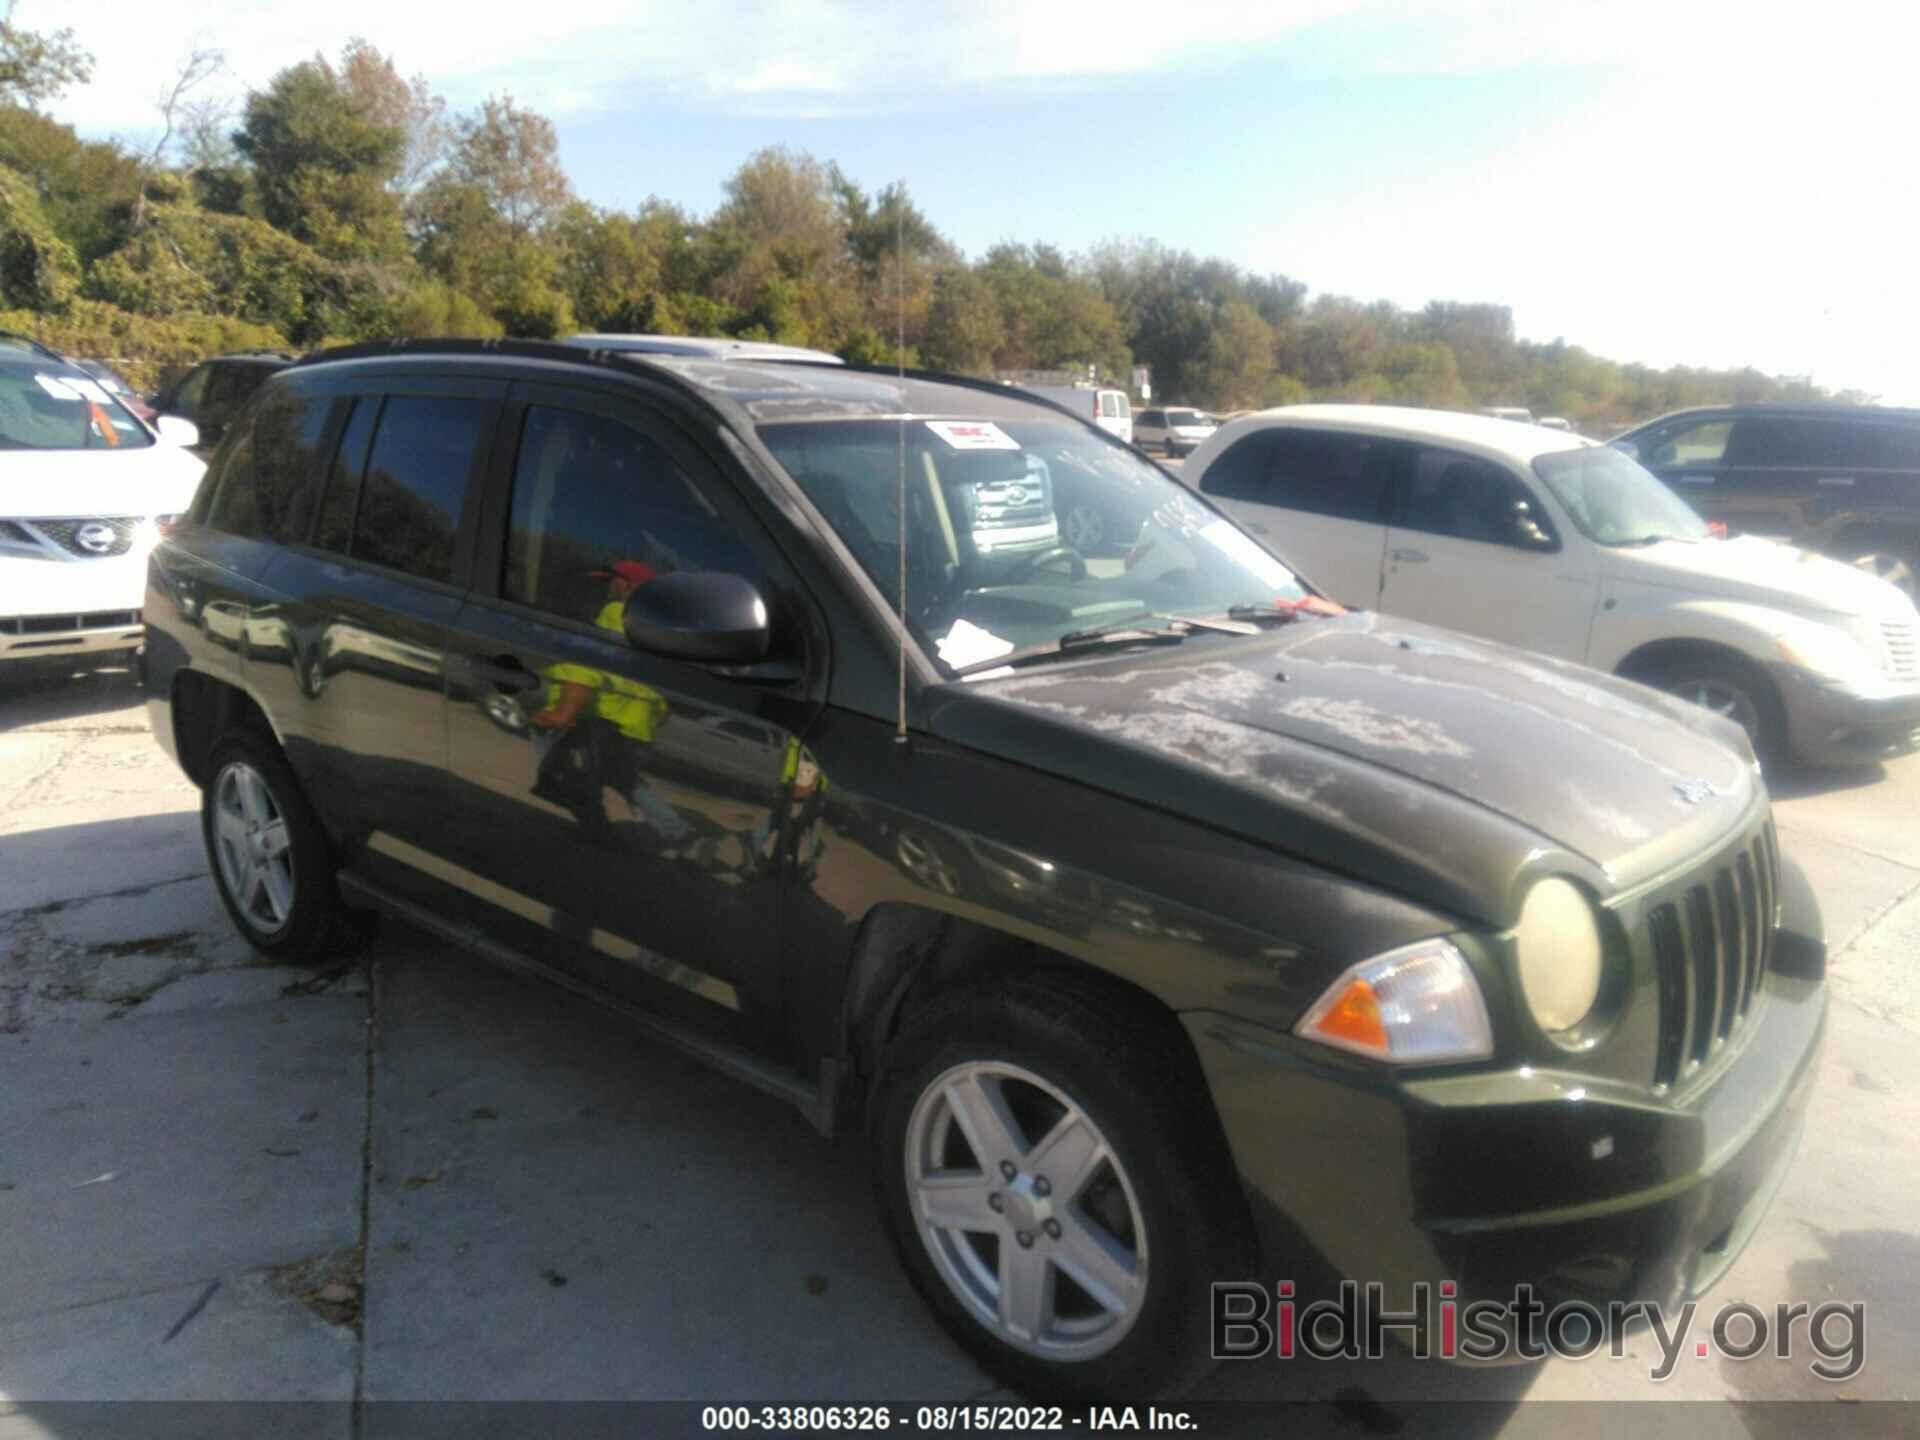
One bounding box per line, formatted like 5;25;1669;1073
438;384;822;1051
1380;445;1597;662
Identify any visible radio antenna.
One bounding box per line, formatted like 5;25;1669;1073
894;182;909;745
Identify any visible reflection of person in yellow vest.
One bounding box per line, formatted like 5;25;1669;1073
530;561;689;846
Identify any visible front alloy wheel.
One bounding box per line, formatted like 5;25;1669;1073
213;760;296;933
874;978;1251;1398
906;1061;1147;1360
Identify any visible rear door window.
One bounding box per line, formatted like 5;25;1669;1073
1723;417;1850;468
347;395;495;583
1199;428;1395;523
248;387;336;541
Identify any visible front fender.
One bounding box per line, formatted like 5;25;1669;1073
1589;595;1794;674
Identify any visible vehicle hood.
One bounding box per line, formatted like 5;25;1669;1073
1603;535;1911;621
2;446;205;519
928;612;1759;926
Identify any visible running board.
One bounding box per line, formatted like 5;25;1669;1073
338;872;831;1132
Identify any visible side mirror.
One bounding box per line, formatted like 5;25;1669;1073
623;571;771;664
1610;440;1639;460
155;415;200;448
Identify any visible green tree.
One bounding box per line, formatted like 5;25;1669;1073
0;1;91;108
1197;301;1275;409
0;160;77;308
922;266;1004;374
0;105;142;262
234;48;409;262
386;280;501;338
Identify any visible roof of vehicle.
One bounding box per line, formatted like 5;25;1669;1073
1619;402;1920;433
562;333;844;364
1221;403;1592;463
291;337;1095;427
206;350;300;365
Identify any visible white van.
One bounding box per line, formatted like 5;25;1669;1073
1021;384;1133;445
1182;404;1920;766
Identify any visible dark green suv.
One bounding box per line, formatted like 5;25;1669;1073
143;339;1826;1398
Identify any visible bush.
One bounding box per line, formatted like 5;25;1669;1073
0;166;80;311
386;281;503;339
0;297;288;391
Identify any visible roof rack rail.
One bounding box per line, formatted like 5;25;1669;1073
293;336;618;370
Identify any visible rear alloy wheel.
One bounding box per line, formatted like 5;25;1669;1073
202;733;341;961
1853;551;1917;601
1061;503;1106;555
874;978;1251;1399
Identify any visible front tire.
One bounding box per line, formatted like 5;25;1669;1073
872;976;1251;1400
1638;653;1788;767
202;732;341;962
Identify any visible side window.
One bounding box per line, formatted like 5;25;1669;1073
1649;418;1732;467
1401;448;1555;549
203;366;246;412
1260;430;1396;523
1844;423;1920;470
311;398;379;555
348;395;493;583
1724;417;1827;468
248;387;335;541
204;422;259;536
1196;431;1274;501
169;365;211;417
502;404;766;626
1098;393;1118;419
1140;409;1161;428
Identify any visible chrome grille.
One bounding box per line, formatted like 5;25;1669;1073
1648;820;1778;1088
1883;619;1918;680
31;517;141;558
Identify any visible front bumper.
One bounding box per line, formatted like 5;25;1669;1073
1772;663;1920;766
1;609;144;663
1184;896;1827;1339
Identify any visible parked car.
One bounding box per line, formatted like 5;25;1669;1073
1132;406;1217;457
1612;404;1920;600
1479;405;1534;423
0;344;203;668
1183;405;1920;766
1020;383;1133;445
152;351;299;451
145;340;1824;1399
1537;415;1573;432
73;359;157;424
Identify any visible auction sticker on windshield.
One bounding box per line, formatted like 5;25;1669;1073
926;420;1020;450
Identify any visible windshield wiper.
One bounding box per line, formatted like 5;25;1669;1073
1611;533;1691;547
949;623;1186;677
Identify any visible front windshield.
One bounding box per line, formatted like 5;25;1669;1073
0;365;153;451
1165;409;1213;427
1532;445;1707;546
760;416;1308;671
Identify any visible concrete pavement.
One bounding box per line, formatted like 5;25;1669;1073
2;661;1917;1418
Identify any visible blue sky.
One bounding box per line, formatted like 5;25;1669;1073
39;0;1920;402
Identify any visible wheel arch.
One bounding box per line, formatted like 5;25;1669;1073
169;670;278;788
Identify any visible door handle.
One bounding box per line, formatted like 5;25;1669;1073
1390;548;1428;563
469;655;541;694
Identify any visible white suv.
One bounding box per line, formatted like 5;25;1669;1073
1182;404;1920;765
0;345;204;669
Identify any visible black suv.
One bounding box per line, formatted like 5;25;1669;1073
1614;404;1920;599
143;340;1825;1398
152;350;300;451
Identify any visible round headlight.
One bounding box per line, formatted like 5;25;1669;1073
1513;878;1604;1033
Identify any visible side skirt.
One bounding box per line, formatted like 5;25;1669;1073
338;871;832;1133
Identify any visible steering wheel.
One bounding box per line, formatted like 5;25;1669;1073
1011;546;1088;582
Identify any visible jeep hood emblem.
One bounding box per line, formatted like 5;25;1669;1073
1673;777;1718;805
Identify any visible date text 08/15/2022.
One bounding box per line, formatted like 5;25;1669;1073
699;1406;1195;1431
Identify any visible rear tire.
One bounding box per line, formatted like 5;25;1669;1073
872;974;1252;1400
201;731;342;962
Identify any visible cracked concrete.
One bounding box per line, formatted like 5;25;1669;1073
3;665;1918;1413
